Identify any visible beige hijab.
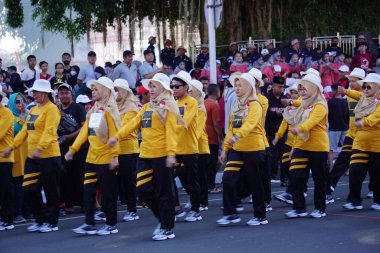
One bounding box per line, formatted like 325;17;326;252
354;83;380;118
191;88;206;113
88;83;121;143
232;77;260;117
288;80;327;141
117;88;139;114
148;81;186;128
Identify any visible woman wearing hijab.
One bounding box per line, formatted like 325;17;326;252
66;77;120;236
2;80;62;233
217;73;267;226
189;79;210;211
114;79;140;221
108;73;181;241
284;74;329;219
8;93;28;224
343;73;380;211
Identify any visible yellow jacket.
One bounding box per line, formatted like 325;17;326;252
346;90;362;139
197;110;210;154
0;107;14;163
275;119;296;147
258;94;270;148
119;111;139;155
353;103;380;152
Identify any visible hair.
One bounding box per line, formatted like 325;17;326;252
39;61;48;67
287;71;300;78
62;52;71;58
172;77;187;86
331;83;339;92
194;62;202;69
27;55;36;61
207;83;220;96
55;62;64;69
200;76;209;82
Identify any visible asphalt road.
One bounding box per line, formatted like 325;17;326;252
1;177;379;253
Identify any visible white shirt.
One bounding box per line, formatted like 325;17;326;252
21;68;40;81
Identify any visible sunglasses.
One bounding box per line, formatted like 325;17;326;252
362;85;372;90
170;84;184;90
15;99;23;105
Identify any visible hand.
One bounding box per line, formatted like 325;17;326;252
1;147;13;158
226;136;237;145
291;127;300;135
272;138;279;146
64;150;74;161
281;99;290;107
30;149;41;159
354;120;364;128
107;137;118;148
337;86;347;95
275;109;283;115
166;155;176;168
109;156;119;170
219;151;227;164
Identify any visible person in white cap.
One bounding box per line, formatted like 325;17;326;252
171;71;202;222
327;68;366;200
108;73;183;241
173;46;193;72
301;38;318;68
76;95;92;112
113;79;140;222
337;65;350;89
66;76;121;236
0;91;16;231
189;79;210;211
343;73;380;211
284;73;329;219
285;39;301;63
2;79;62;233
217;73;268;226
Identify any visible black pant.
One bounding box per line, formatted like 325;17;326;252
118;154;138;213
222;149;266;218
280;144;292;183
207;144;219;189
198;154;209;206
347;150;380;205
137;157;175;230
84;163;118;226
12;176;24;217
0;162;14;223
261;148;272;204
267;135;285;179
23;157;62;225
289;149;328;212
175;154;201;212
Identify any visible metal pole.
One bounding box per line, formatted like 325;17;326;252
207;0;217;84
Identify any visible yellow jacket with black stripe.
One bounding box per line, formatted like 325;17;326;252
70;111;119;164
223;101;266;152
176;95;199;155
115;103;178;158
197;110;210;154
119;111;139;155
353;103;380;153
346;90;362;139
293;103;329;152
258;94;270;148
13;101;61;158
0;106;14;163
275;119;296;147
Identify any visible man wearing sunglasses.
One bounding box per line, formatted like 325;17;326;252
171;71;202;223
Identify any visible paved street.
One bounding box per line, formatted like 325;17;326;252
1;177;379;253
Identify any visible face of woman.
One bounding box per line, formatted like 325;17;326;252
234;80;244;97
362;82;377;97
148;82;159;99
56;64;64;74
32;91;48;104
235;53;243;62
290;90;299;100
349;77;361;90
91;86;101;101
15;95;25;111
298;84;310;100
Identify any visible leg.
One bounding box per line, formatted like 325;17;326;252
347;150;369;205
119;154;138;213
369;152;380;204
83;164;98;225
289;149;309;211
280;145;292;185
207;144;219;190
198;154;209;206
309;151;328;212
261;148;272;204
0;162;15;224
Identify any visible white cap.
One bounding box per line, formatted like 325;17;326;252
57;83;72;92
358;73;380;86
291;39;299;46
25;79;54;93
216;59;221;65
114;79;132;93
346;68;366;80
248;67;264;87
247;44;256;49
338;65;350;72
141;73;172;92
261;49;269;55
301;74;323;93
285;81;300;95
274;65;282;73
189;79;205;98
300;68;320;78
87;77;114;91
358;35;366;39
173;71;192;86
76;95;92;104
305;38;312;42
230;73;257;92
240;48;247;53
264;40;272;46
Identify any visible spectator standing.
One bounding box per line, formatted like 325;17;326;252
139;50;163;79
160;39;175;67
111;50;139;93
351;42;374;72
196;45;209;68
173;46;193;72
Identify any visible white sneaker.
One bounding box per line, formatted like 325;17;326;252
199;206;208;212
72;224;97;235
246;217;268;226
152;229;175;241
184;202;191;210
216;215;241;225
39;223;59;233
184;211;202;222
367;191;374;199
342;202;363;210
309;210;326;218
26;223;43;232
236;204;244;212
370;203;380;210
152;223;161;236
285;210;308;218
94;211;106;222
122;212;140;222
96;225;118;235
0;222;15;231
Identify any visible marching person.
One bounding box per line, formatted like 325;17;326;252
0;91;15;231
217;73;267;226
3;80;62;232
108;73;181;241
114;79;140;221
284;74;329;219
343;73;380;210
66;77;120;236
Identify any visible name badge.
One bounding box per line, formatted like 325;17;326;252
89;113;102;128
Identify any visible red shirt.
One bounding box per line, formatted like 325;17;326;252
205;98;221;144
40;73;52;80
351;53;374;71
